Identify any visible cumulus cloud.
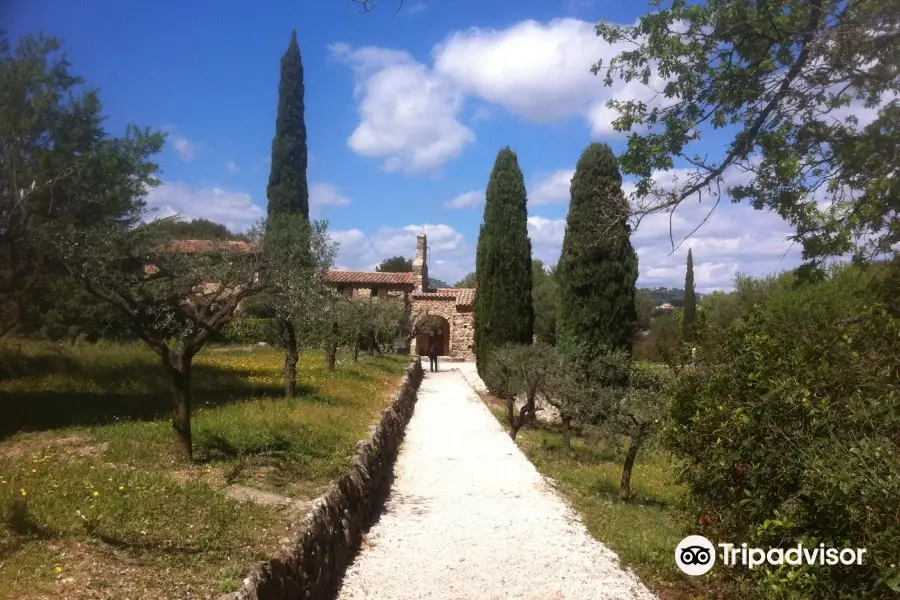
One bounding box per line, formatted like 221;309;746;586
433;18;668;137
329;18;679;171
444;189;484;209
309;182;352;219
330;43;475;173
524;161;804;291
225;159;240;173
330;223;473;283
529;169;574;205
445;171;576;209
144;181;264;232
310;182;351;207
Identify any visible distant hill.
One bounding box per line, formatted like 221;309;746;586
638;286;703;308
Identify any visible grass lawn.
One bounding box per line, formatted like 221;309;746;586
0;340;408;600
482;401;716;600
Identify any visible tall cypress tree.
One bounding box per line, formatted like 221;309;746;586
682;248;697;341
556;143;638;355
267;30;309;220
474;147;534;376
266;31;310;397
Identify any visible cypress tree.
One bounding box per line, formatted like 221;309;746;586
266;31;310;397
474;147;534;376
267;30;309;220
682;248;697;341
556;142;638;355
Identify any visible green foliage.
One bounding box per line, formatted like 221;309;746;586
532;260;558;345
595;0;900;265
557;143;638;355
454;271;477;288
635;289;655;332
223;317;278;345
261;214;336;333
697;271;794;352
475;147;534;377
0;342;406;598
633;312;682;364
667;264;900;598
0;32;164;339
375;256;412;272
682;249;697;341
266;31;309;221
150;217;243;241
482;343;556;438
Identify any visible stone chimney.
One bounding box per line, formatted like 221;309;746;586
412;233;428;292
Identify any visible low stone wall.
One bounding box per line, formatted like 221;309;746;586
218;359;424;600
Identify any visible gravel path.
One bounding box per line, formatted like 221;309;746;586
335;367;657;600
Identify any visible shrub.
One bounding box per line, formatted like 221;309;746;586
666;263;900;598
223;317;278;345
483;343;555;440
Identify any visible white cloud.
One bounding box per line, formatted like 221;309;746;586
309;182;352;219
329;18;673;171
524;161;804;291
529;169;574;205
406;1;426;14
310;182;351;207
144;181;263;232
444;189;484;209
172;136;197;162
330;43;475;173
226;159;240;173
330;223;472;283
432;18;666;137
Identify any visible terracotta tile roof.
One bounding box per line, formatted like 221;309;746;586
455;288;476;307
155;239;259;254
410;287;476;308
325;271;417;285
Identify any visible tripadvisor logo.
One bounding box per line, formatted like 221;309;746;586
675;536;867;576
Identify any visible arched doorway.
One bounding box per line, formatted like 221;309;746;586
414;314;450;356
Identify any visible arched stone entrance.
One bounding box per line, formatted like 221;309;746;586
414;314;450;356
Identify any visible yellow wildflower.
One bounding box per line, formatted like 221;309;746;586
55;567;62;574
93;491;100;497
20;488;27;496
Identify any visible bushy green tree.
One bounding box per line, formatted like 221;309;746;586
151;217;243;241
556;143;638;355
474;147;534;376
62;222;268;461
262;214;336;395
454;271;477;288
667;263;900;598
483;343;556;440
0;32;164;339
595;1;900;265
375;256;412;272
266;31;309;221
550;346;669;501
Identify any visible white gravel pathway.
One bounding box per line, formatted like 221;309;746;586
336;366;657;600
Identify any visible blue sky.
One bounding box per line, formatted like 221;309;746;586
6;0;808;290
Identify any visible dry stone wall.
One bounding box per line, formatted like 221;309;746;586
451;311;475;360
217;359;424;600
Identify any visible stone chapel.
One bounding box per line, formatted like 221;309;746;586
324;234;476;360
